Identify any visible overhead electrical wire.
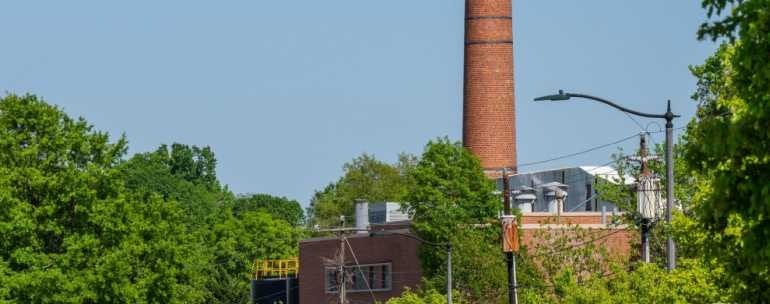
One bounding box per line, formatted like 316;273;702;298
516;126;687;170
344;236;378;304
517;133;639;168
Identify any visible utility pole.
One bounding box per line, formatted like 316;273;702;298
630;133;663;264
665;101;677;271
316;217;368;304
338;235;346;304
336;217;347;304
502;168;518;304
534;92;680;270
636;134;652;263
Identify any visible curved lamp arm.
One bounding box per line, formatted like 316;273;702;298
534;90;680;120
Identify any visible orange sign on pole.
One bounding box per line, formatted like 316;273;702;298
501;215;519;253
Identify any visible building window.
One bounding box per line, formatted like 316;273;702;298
324;263;392;293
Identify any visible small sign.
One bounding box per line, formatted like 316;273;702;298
501;215;519;253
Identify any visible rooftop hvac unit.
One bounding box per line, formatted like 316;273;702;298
513;186;536;213
539;182;568;213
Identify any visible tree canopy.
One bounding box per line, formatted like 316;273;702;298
0;94;302;304
234;193;305;226
404;138;507;302
0;94;208;303
307;153;415;228
682;0;770;300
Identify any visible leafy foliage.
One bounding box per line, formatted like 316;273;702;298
118;145;303;303
307;153;415;228
681;0;770;300
208;209;302;303
0;94;302;303
118;143;226;228
516;222;726;304
404;138;507;303
385;288;456;304
234;193;304;226
0;94;207;303
539;259;727;304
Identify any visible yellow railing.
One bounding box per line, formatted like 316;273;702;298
252;258;299;280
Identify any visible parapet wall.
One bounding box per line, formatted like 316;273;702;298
520;212;635;259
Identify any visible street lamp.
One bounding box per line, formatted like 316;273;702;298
370;231;452;304
534;90;680;271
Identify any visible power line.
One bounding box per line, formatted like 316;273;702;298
515;158;619;189
344;236;378;304
518;133;639;168
517;126;688;170
622;111;647;133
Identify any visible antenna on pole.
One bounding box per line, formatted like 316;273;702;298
314;211;370;304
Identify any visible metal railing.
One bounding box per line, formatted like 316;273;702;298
252;258;299;280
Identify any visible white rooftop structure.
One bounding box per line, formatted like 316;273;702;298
504;166;632;213
578;165;635;185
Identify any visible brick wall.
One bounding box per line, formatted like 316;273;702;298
520;213;635;258
463;0;516;170
298;233;422;304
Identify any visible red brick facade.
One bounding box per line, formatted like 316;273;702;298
298;217;632;304
520;213;635;258
298;233;422;304
463;0;517;171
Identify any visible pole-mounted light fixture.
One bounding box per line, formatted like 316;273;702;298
533;90;680;271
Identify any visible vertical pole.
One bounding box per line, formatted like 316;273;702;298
447;245;452;304
511;253;519;304
507;255;517;304
665;101;676;271
502;168;518;304
638;134;650;263
601;205;607;224
503;168;511;215
339;234;346;304
641;220;650;263
286;277;291;304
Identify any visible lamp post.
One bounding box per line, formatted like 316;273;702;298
534;90;680;271
370;231;452;304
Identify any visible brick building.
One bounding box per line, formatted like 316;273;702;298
520;212;633;259
506;166;635;258
298;203;421;304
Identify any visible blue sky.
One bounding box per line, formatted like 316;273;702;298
0;1;716;206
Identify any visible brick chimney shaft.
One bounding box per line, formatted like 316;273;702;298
463;0;517;173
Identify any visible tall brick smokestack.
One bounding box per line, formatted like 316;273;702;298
463;0;516;173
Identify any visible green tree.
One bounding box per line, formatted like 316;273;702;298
207;209;302;303
386;288;456;304
682;0;770;299
307;153;415;228
118;144;227;228
118;145;303;303
541;259;727;304
0;94;208;303
404;138;507;303
515;222;726;304
234;193;304;226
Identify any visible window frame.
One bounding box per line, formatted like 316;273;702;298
323;262;393;294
